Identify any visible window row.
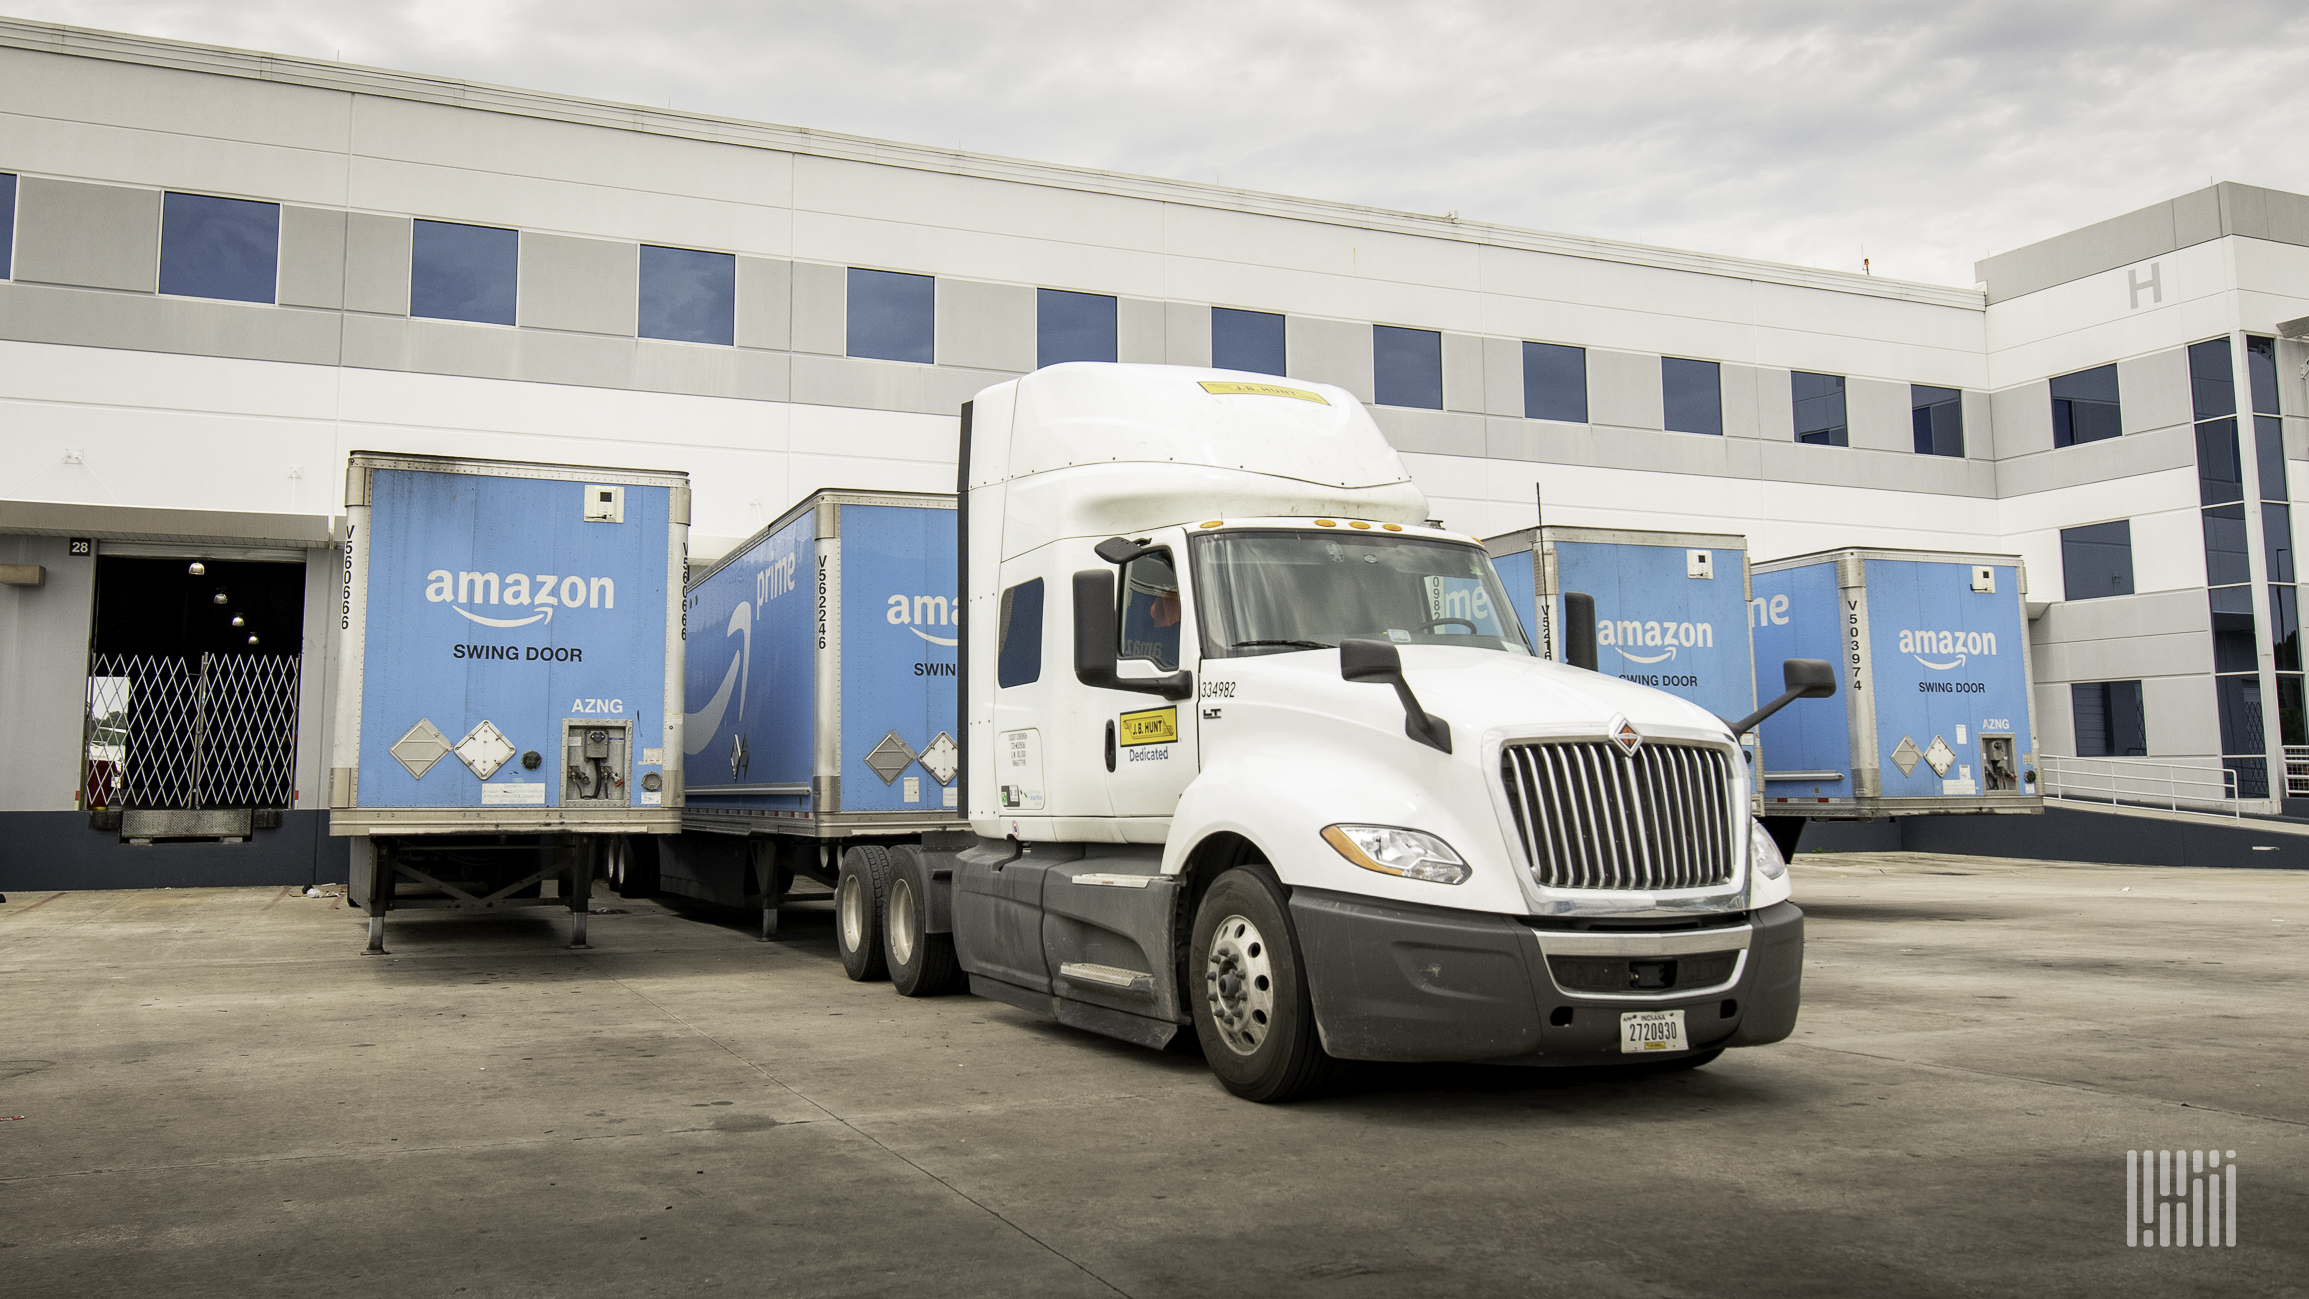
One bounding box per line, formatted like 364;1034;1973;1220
0;174;1967;449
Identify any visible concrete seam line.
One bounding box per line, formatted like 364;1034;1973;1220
581;957;1136;1299
1785;1043;2307;1128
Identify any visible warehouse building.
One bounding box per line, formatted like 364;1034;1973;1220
2;18;2307;887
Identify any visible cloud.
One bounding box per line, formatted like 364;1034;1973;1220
18;0;2309;285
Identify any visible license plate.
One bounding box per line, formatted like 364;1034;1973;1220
1619;1009;1688;1054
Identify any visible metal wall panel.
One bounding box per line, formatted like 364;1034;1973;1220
1283;315;1372;402
933;278;1033;372
518;232;637;336
734;256;791;351
1585;347;1662;430
790;261;846;356
343;213;411;315
15;178;158;292
277;206;346;310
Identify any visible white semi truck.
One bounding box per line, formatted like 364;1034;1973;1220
699;364;1833;1102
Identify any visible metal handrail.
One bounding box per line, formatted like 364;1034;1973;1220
2286;746;2309;798
2037;755;2240;817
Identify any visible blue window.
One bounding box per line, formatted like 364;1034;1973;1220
2071;681;2146;757
158;192;279;304
411;219;518;326
2059;520;2134;600
2266;502;2295;583
997;579;1044;687
2203;505;2251;585
2188;338;2235;420
2051;364;2121;447
1662;358;1722;435
1038;289;1116;368
1792;372;1846;445
847;267;934;363
2210;584;2258;671
0;173;15;280
1523;342;1586;423
2196;419;2243;505
637;246;734;346
1912;385;1965;457
1374;326;1443;409
1212;308;1285;376
2248;335;2279;415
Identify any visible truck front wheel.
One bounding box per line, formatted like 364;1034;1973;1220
1190;867;1332;1103
836;846;891;981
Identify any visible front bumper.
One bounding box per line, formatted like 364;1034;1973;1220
1288;889;1803;1064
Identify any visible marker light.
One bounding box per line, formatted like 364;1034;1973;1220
1751;820;1787;880
1349;521;1371;529
1200;520;1223;529
1382;524;1403;531
1315;519;1336;527
1322;824;1470;884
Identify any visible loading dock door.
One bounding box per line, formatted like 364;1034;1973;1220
84;556;306;817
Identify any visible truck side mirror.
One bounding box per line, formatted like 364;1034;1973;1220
1562;592;1598;670
1073;569;1192;700
1339;638;1452;754
1094;536;1154;565
1724;657;1838;738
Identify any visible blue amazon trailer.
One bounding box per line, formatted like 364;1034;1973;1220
1486;523;1760;745
665;489;965;936
1750;547;2042;820
330;452;690;953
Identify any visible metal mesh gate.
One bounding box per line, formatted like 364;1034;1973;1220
84;653;302;810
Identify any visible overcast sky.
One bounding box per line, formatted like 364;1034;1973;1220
17;1;2309;286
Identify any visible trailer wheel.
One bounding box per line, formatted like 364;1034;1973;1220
1189;866;1332;1103
836;845;892;982
884;845;962;996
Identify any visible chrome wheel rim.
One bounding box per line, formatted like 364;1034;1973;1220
888;876;917;966
1204;913;1276;1057
838;870;867;954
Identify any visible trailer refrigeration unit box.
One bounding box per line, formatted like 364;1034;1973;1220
330;452;689;952
1749;547;2042;818
666;489;964;926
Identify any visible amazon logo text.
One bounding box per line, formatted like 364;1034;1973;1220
426;570;615;629
1899;627;1997;671
1599;617;1715;664
887;594;959;647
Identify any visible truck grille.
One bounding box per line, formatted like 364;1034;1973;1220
1501;741;1737;891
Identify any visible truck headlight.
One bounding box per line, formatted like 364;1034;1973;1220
1751;820;1787;880
1321;824;1469;884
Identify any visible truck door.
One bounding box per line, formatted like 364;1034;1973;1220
1106;546;1200;818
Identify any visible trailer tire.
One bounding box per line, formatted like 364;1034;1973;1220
615;835;660;899
836;845;892;982
884;845;962;997
1189;866;1333;1103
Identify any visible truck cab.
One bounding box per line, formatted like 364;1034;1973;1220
852;364;1819;1101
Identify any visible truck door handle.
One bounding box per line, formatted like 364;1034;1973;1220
1105;720;1117;772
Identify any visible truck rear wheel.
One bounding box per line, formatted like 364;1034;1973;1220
1190;867;1332;1103
884;845;962;996
836;845;891;981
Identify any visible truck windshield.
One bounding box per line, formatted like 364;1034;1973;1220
1192;530;1530;658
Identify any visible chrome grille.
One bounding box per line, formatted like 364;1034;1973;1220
1500;741;1736;890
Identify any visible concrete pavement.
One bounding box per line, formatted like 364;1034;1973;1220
0;853;2301;1297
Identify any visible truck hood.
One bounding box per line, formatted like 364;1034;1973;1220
1208;644;1736;746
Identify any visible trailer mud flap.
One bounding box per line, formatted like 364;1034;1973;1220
1288;888;1546;1062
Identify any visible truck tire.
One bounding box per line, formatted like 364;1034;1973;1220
884;844;962;996
1189;866;1333;1103
836;845;892;982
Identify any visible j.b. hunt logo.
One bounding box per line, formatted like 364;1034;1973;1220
1899;627;1998;671
426;569;615;628
1598;617;1715;665
2128;1149;2237;1247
